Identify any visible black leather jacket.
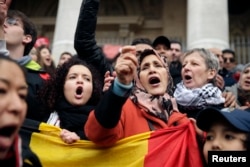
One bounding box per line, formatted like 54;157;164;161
74;0;113;86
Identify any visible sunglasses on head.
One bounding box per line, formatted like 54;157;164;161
223;57;235;63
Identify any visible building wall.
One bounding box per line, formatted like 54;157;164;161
12;0;250;63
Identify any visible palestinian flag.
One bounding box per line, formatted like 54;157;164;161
20;119;204;167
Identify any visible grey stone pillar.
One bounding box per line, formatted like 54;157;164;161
52;0;82;65
187;0;229;50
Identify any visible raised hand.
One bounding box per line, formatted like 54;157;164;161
103;70;116;92
215;74;225;90
115;46;138;85
0;0;12;38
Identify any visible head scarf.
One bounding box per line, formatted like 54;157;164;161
130;49;175;122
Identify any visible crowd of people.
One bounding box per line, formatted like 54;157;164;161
0;0;250;166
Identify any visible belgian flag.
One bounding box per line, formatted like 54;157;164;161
20;119;203;167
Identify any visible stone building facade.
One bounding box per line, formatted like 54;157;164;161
14;0;250;64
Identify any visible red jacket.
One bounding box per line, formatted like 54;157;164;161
85;98;189;147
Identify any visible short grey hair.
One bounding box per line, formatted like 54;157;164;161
242;63;250;73
182;48;220;85
182;48;220;73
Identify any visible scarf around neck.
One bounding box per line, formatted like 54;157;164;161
55;98;95;139
174;82;225;109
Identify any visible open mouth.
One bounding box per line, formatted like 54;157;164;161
184;75;192;80
76;86;83;95
0;126;16;137
149;77;160;84
45;58;51;61
245;80;250;84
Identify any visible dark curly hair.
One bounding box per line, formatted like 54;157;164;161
39;57;102;110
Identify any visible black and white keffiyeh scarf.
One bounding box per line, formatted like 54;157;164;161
174;82;225;109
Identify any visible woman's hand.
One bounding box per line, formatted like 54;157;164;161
189;118;203;136
115;46;138;85
222;91;237;108
215;74;225;90
60;129;80;144
103;71;116;92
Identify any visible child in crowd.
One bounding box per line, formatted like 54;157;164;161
196;107;250;163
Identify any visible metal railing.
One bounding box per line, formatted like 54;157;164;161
230;36;250;64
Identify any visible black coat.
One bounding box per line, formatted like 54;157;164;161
25;66;51;122
169;61;182;88
74;0;113;87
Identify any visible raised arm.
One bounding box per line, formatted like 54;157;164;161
74;0;112;81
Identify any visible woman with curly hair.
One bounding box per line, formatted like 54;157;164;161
39;57;102;143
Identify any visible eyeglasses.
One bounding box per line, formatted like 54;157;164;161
4;17;19;26
0;0;6;5
223;57;235;63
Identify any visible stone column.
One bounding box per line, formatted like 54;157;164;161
187;0;229;50
52;0;82;65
